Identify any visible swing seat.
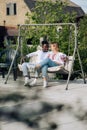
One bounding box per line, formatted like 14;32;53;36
47;56;73;75
47;56;78;80
48;65;68;74
18;56;74;79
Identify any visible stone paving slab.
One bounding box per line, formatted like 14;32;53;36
0;75;87;130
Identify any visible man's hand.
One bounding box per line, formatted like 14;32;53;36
20;56;27;63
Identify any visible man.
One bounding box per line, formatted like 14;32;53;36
21;41;49;86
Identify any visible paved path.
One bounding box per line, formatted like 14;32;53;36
0;75;87;130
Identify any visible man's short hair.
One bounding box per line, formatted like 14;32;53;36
42;40;49;46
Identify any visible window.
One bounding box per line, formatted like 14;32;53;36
6;3;17;15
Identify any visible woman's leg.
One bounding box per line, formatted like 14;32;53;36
35;58;58;88
41;65;48;88
39;58;58;68
41;65;48;78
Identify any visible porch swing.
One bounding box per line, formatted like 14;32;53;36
47;25;77;80
4;23;86;90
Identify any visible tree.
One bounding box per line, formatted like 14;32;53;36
77;15;87;74
22;0;76;54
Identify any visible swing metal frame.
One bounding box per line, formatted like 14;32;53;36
4;23;86;90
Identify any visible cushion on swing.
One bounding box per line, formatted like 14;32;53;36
47;65;69;74
47;56;73;73
48;65;64;72
18;55;38;72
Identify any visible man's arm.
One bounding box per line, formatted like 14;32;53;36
26;51;39;58
20;50;39;64
20;56;28;63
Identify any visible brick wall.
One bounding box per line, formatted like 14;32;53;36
0;0;31;27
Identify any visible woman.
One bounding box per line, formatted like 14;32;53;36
35;42;67;88
21;41;49;86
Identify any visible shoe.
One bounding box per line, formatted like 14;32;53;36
43;80;48;88
24;77;31;86
29;78;37;86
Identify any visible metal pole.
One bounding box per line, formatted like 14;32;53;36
4;25;21;84
77;48;86;84
20;23;75;27
66;24;77;90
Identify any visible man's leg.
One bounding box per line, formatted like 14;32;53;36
22;62;29;77
30;65;48;88
21;62;31;86
29;69;41;86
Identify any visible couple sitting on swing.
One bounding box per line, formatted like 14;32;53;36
21;41;67;88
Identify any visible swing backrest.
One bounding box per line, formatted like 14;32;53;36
64;56;73;72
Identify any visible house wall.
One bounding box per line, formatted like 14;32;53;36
0;0;84;28
0;0;31;27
